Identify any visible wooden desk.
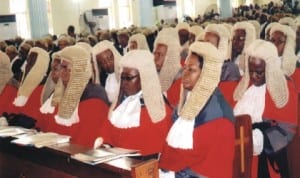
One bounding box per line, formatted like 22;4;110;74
0;137;158;178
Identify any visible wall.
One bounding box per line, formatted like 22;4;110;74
0;0;10;14
195;0;217;16
50;0;99;35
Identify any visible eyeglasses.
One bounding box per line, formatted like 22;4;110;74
120;75;139;81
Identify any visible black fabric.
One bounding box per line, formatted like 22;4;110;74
253;121;291;178
80;81;110;105
100;70;108;87
221;60;241;81
2;112;36;129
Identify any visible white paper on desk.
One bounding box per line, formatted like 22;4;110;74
71;147;141;165
11;132;71;148
0;126;35;137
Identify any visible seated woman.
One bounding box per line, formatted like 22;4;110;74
233;39;298;178
41;46;109;148
95;50;173;158
159;42;235;178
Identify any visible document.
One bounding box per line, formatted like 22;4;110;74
71;147;141;165
0;126;36;137
11;132;70;148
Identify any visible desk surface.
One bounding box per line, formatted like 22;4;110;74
0;137;157;178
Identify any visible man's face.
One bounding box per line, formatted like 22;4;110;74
178;29;190;45
50;58;61;83
232;29;246;56
129;41;138;51
204;32;220;48
120;67;141;97
248;56;266;86
96;49;115;74
59;59;72;87
270;31;286;57
118;34;129;48
153;44;168;72
24;52;37;78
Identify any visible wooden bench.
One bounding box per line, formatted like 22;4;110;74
233;114;253;178
0;137;158;178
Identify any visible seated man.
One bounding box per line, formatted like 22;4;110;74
233;39;297;178
95;50;173;158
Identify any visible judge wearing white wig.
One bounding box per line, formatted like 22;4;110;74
92;40;121;103
5;47;49;129
204;23;240;81
42;46;109;148
233;39;297;178
269;23;298;76
13;47;49;107
153;27;182;107
127;33;150;51
231;21;256;75
95;50;173;157
159;42;235;178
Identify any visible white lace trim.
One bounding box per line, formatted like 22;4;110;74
166;116;195;149
105;73;119;103
54;106;79;126
234;84;266;124
40;94;55;114
159;169;175;178
109;91;142;129
252;128;264;156
13;95;29;107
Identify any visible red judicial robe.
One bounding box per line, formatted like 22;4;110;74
290;68;300;92
219;81;298;178
166;78;181;107
99;104;173;156
42;98;109;148
5;85;45;129
159;89;235;178
0;84;18;115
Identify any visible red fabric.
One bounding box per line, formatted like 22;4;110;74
159;118;235;178
99;104;173;156
251;81;298;178
218;81;239;107
42;98;109;148
5;85;45;129
0;84;18;114
166;78;181;107
220;80;298;178
290;68;300;92
19;85;44;129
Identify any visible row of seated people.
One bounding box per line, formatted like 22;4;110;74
0;22;299;177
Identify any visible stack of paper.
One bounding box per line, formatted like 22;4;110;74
71;147;141;165
11;132;70;148
0;126;36;137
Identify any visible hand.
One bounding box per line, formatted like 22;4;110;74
93;137;103;149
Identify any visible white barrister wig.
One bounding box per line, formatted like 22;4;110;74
234;39;288;108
